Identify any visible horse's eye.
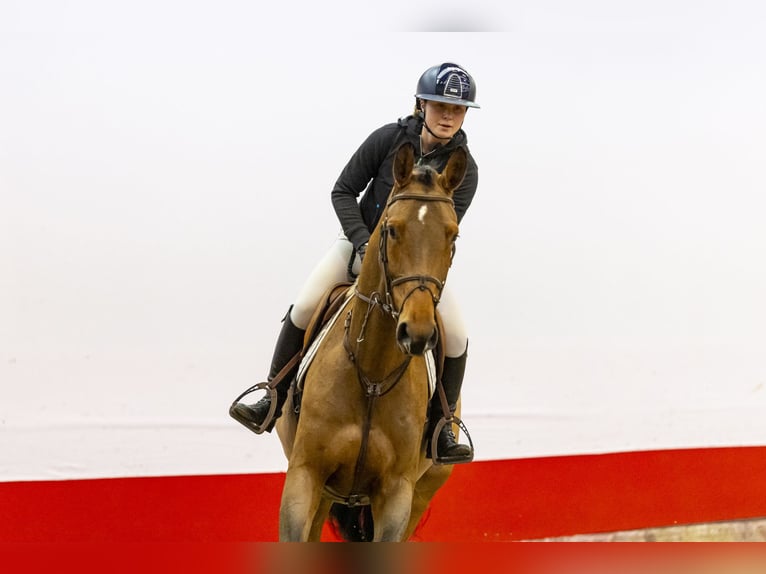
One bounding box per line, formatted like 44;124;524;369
388;227;397;240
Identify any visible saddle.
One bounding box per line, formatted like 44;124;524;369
303;282;355;358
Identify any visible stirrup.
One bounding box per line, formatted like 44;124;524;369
229;382;278;435
430;416;474;466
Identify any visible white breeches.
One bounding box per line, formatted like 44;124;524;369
289;233;469;358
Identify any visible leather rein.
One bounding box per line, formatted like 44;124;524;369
340;191;455;507
344;191;455;394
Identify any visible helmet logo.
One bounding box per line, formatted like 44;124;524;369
437;66;470;100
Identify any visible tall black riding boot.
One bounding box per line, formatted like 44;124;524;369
427;348;473;464
229;307;305;434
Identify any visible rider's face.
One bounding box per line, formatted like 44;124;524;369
422;100;468;140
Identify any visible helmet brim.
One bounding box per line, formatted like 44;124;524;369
416;93;480;109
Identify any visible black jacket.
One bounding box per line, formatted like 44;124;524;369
331;115;479;251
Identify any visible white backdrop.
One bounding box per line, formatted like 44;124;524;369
2;1;766;481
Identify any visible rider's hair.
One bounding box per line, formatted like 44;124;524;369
413;98;424;118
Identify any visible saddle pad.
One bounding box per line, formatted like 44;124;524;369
296;293;352;391
296;294;437;398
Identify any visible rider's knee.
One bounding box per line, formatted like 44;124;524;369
444;334;468;359
289;302;313;331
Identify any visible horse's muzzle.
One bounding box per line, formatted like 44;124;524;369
396;321;439;356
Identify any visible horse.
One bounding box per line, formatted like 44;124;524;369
275;141;468;542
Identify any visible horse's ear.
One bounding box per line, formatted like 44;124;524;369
439;147;468;195
393;142;416;187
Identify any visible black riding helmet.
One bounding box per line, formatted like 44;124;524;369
415;62;480;109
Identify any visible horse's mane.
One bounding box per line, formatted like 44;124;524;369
389;164;451;202
412;165;436;187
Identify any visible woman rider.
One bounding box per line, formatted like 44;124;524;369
230;62;480;464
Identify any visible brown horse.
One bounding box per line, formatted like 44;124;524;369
275;142;468;542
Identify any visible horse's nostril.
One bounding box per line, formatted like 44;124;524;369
428;328;439;350
397;322;410;343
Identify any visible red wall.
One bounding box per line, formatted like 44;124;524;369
3;446;766;542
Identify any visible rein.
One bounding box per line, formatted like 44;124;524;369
341;190;455;507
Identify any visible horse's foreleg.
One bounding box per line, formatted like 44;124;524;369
308;497;332;542
370;477;415;541
279;465;323;542
404;463;453;540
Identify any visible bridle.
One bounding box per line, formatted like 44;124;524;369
344;189;456;390
355;191;456;320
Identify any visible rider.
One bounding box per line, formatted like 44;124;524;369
230;62;480;464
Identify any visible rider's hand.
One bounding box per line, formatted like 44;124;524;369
357;242;368;262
